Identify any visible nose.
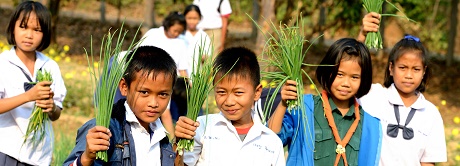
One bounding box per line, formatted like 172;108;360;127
25;29;33;39
341;77;350;88
405;70;413;79
148;96;159;108
224;94;236;107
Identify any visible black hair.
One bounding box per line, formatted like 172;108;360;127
162;11;186;33
123;46;177;88
316;38;372;98
213;47;260;88
184;4;202;19
7;1;51;51
384;36;430;92
171;77;189;118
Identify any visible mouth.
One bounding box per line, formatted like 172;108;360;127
145;110;160;117
337;89;350;96
224;109;238;115
23;41;33;46
402;82;414;86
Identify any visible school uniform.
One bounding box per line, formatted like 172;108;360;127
184;29;212;76
0;47;67;166
64;99;175;166
277;94;381;166
138;26;188;72
359;83;447;165
183;113;285;166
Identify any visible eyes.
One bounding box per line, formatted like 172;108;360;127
336;73;360;80
216;90;244;96
397;66;423;72
138;90;170;98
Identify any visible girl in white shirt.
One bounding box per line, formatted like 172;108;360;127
358;15;447;165
0;1;66;165
183;4;212;77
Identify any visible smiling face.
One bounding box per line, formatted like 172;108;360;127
14;11;43;55
214;76;262;127
389;51;425;98
330;59;362;106
120;71;174;130
165;23;184;39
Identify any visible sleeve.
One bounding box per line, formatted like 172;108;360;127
63;119;96;166
273;141;287;166
48;61;67;109
277;111;295;146
358;83;385;118
420;110;447;162
138;29;154;47
192;0;199;5
183;116;205;165
177;41;189;71
220;0;232;16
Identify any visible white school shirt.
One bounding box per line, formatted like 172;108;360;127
0;47;67;166
124;101;167;166
359;83;447;166
193;0;232;30
183;113;286;166
184;29;212;76
138;26;188;71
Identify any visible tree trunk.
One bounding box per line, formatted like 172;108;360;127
48;0;60;44
447;0;459;67
144;0;157;29
318;0;326;45
116;0;122;24
100;0;106;24
250;0;260;41
255;0;275;67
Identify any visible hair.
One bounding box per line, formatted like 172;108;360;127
213;47;260;88
384;36;430;92
184;4;202;19
172;76;190;118
316;38;372;98
162;11;186;33
7;1;51;51
123;46;177;88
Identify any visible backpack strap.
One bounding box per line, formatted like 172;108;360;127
217;0;224;13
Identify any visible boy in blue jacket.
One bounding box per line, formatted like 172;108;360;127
64;46;177;166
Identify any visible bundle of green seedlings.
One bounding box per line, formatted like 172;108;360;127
23;70;53;148
85;23;142;162
363;0;415;49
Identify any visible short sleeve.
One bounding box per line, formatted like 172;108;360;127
47;60;67;109
420;109;447;163
358;83;386;118
277;111;295;146
220;0;232;15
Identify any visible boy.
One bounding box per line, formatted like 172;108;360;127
64;46;177;166
174;47;285;166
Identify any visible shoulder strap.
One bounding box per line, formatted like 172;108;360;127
217;0;224;13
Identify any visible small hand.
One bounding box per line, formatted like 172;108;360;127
280;80;298;107
27;81;52;101
361;12;381;36
175;116;200;140
36;91;55;113
82;126;112;162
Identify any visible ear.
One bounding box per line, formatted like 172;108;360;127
423;66;427;76
119;78;129;97
254;84;263;101
389;62;394;76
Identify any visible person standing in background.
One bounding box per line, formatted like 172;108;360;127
193;0;232;56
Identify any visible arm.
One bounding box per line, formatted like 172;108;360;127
267;80;298;133
0;81;52;114
161;109;175;140
219;15;229;53
420;163;434;166
357;12;381;43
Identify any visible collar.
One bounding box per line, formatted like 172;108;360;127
213;112;273;135
388;84;426;109
328;95;356;117
124;101;168;141
5;47;49;75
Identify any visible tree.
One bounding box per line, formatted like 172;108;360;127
255;0;275;57
100;0;106;24
447;0;458;67
48;0;60;44
250;0;260;41
144;0;157;29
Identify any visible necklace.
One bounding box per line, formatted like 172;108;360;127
321;90;360;166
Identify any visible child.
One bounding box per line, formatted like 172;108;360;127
0;1;67;165
174;47;285;166
359;14;447;165
268;38;381;166
183;4;212;76
139;11;188;77
64;46;177;166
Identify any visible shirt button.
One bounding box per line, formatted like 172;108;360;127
169;154;173;158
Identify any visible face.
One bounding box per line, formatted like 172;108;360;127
330;59;362;105
14;12;43;55
389;52;425;98
214;76;262;127
165;23;184;39
185;10;200;31
119;71;174;130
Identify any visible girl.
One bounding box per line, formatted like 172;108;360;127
183;4;212;77
139;11;188;77
358;15;447;165
268;38;381;166
0;1;66;165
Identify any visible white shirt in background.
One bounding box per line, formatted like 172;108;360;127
184;29;212;76
359;83;447;166
0;48;67;166
193;0;232;30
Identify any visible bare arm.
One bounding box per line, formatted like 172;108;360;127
267;80;298;133
357;12;381;43
219;16;229;52
420;163;435;166
0;81;52;114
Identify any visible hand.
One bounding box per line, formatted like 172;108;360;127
36;91;55;113
175;116;199;140
280;80;298;107
27;81;52;101
81;126;112;164
358;12;381;42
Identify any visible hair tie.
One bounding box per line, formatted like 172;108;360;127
404;35;420;43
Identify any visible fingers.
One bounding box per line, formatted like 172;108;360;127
85;126;112;159
175;116;199;140
281;80;298;99
28;82;53;101
362;12;381;34
35;99;55;112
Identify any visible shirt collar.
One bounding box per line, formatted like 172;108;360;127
124;101;168;139
213;111;272;134
388;83;426;109
5;47;49;73
328;95;356;117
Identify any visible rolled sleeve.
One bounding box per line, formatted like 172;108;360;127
277;111;295;146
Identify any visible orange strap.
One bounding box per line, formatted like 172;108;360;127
321;90;360;166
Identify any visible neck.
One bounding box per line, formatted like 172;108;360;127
397;89;418;107
188;28;198;34
15;47;36;62
331;96;353;116
232;116;254;128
